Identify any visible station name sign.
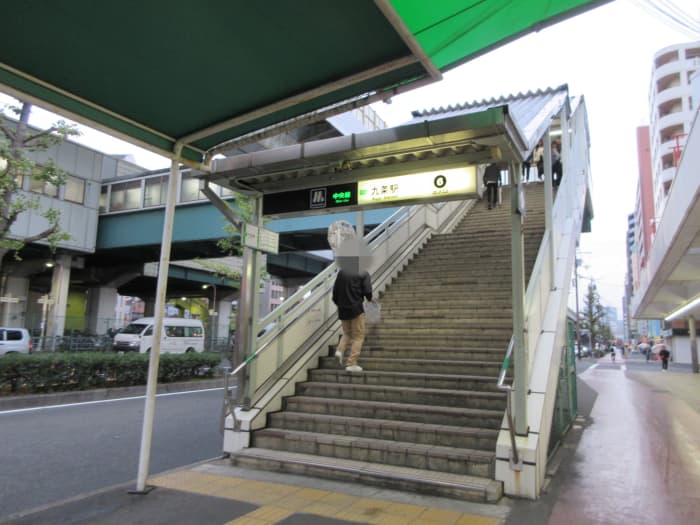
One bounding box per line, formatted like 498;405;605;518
357;166;476;205
262;166;477;216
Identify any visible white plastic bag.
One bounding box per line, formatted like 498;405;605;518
364;300;381;324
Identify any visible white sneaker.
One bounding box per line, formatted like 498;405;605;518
335;350;343;366
345;365;363;372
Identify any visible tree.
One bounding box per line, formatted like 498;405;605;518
0;102;78;270
580;281;609;352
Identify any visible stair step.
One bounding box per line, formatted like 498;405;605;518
252;429;495;477
320;356;505;375
285;397;505;429
295;382;507;410
267;412;499;450
309;369;502;391
230;449;503;503
357;346;507;361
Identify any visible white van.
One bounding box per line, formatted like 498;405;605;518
112;317;205;354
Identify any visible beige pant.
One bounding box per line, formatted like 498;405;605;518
339;313;366;366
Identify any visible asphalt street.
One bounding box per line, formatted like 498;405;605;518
0;388;225;518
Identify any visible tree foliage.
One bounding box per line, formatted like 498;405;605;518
580;281;609;349
0;103;78;267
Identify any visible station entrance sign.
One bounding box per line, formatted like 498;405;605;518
262;166;477;216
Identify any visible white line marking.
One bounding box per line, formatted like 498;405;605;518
0;386;232;416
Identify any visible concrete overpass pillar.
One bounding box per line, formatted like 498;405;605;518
216;292;237;339
0;276;29;327
86;286;118;334
46;254;72;338
144;301;155;317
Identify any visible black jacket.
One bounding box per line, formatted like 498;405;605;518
332;270;372;320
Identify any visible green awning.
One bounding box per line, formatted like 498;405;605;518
0;0;607;166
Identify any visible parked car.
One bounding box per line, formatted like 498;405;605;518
0;327;32;355
575;344;590;357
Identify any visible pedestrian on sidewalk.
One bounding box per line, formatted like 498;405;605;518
332;237;373;373
654;340;670;371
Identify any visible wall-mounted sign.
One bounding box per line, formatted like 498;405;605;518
243;224;279;254
358;166;477;205
263;183;357;215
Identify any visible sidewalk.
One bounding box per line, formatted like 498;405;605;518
2;357;699;524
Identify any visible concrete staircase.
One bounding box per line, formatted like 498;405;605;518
231;184;546;503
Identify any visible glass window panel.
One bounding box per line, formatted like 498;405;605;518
99;186;108;212
29;177;58;197
180;174;202;202
144;176;167;207
64;176;85;204
110;180;142;211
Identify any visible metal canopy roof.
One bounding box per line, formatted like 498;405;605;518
207;85;571;198
1;1;606;167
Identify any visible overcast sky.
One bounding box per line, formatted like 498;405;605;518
368;0;700;313
3;0;699;316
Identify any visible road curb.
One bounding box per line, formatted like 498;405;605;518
0;378;226;411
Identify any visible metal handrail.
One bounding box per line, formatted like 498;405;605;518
220;200;472;435
497;336;522;470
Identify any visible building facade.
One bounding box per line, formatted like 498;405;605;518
648;41;700;218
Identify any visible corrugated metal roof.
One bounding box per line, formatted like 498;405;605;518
207;85;571;195
409;84;570;154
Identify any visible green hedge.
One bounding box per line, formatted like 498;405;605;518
0;352;221;394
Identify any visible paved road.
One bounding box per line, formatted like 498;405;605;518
0;388;226;518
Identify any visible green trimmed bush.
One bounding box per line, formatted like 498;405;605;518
0;352;221;394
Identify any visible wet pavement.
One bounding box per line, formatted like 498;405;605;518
546;352;700;525
2;351;699;524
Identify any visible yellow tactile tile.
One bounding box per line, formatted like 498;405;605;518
413;507;463;524
224;506;294;525
455;515;501;525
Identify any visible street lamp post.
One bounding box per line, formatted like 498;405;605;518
203;284;217;352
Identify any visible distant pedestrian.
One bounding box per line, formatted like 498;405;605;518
640;342;651;362
654;340;670;371
610;346;616;363
483;163;503;210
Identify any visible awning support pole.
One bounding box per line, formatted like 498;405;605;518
690;316;698;374
510;161;528;436
133;143;183;494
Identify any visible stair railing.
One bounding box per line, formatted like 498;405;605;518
497;336;522;470
221;199;472;434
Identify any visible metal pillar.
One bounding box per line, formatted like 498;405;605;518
510;161;528;436
690;316;699;374
134;145;182;493
235;195;263;409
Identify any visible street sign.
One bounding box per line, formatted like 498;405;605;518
38;295;55;305
243;224;279;254
0;296;19;303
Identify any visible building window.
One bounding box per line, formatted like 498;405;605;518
29;177;58;197
110;180;142;211
64;176;85;204
100;186;108;212
144;176;167;207
180;173;202;202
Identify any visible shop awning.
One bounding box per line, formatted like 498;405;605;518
0;1;608;166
